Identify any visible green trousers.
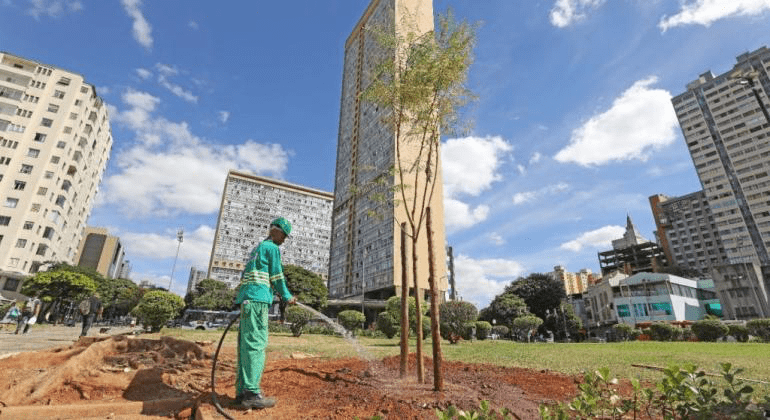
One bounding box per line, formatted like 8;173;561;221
236;301;269;396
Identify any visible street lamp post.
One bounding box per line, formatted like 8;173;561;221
168;228;184;292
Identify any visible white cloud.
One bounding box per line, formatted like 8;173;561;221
96;86;110;95
103;89;290;217
513;182;570;205
155;63;178;76
549;0;606;28
554;77;679;166
188;20;199;30
529;152;542;165
26;0;82;19
136;68;152;80
560;225;625;252
489;232;506;245
121;225;214;269
454;254;525;308
154;63;198;103
121;0;153;50
443;198;489;232
660;0;770;31
218;111;230;123
516;164;526;175
442;136;512;198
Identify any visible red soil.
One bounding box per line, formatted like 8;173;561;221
0;335;580;419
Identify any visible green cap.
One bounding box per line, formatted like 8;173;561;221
271;217;292;236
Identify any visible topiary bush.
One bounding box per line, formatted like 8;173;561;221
337;310;365;335
475;321;492;340
727;324;749;342
491;325;509;339
376;311;397;338
649;322;678;341
691;318;728;342
461;321;476;340
612;323;633;341
131;290;184;332
285;305;313;337
746;318;770;342
439;300;478;339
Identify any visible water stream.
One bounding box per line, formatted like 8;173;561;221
294;302;374;360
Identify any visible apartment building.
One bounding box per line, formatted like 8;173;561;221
672;46;770;318
186;266;207;295
649;192;729;275
0;51;112;294
207;170;333;289
74;226;126;279
329;0;448;302
549;265;595;295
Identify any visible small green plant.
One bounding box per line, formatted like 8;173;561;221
691;318;729;342
376;311;397;338
285;305;313;337
475;321;492;340
337;310;365;335
131;290;184;332
746;318;770;341
728;324;750;342
436;400;514;419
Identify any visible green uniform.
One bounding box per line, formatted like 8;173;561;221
235;238;293;396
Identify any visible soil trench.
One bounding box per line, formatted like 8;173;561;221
0;335;579;419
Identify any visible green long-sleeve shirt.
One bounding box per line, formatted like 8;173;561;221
235;239;293;304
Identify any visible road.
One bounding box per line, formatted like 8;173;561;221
0;323;137;357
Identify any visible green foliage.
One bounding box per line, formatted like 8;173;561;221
491;325;509;339
436;400;514;420
338;310;366;334
461;321;476;341
504;273;566;321
131;290;184;332
21;268;96;303
691;318;729;342
439;300;478;338
542;303;582;341
478;293;529;330
99;277;142;318
511;315;543;342
185;279;235;311
283;265;328;310
728;324;750;342
612;323;633;341
376;311;398;338
539;363;770;419
285;305;313;337
649;322;679;341
385;296;427;334
475;321;492;340
746;318;770;341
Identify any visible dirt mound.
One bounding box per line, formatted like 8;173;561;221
0;335;579;419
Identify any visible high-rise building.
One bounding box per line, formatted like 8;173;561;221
598;216;667;275
0;51;112;293
207;170;333;289
186;266;207;295
328;0;448;302
672;46;770;317
649;192;729;275
549;265;594;295
74;227;126;279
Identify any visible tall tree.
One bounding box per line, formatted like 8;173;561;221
505;273;566;321
362;10;477;389
21;269;96;306
283;265;328;310
478;292;530;329
185;279;235;311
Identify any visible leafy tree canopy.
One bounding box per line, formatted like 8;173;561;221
21;268;96;303
185;279;235;311
504;273;566;321
131;290;185;332
542;302;583;340
439;300;478;337
478;292;530;328
283;265;328;310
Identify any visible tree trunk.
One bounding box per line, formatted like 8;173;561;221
426;207;443;390
399;223;409;378
412;234;424;383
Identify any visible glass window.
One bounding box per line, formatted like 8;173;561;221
23;221;34;230
15;238;27;248
4;197;19;208
41;118;53;127
27;148;40;158
53;90;65;99
617;304;631;317
20;164;33;174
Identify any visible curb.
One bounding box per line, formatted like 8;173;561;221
0;397;192;419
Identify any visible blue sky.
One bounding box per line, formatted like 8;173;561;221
2;0;769;309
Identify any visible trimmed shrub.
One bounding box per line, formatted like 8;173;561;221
612;323;633;341
475;321;492;340
491;325;509;339
746;318;770;342
462;321;476;340
439;301;478;338
691;318;728;342
337;310;365;335
649;322;678;341
421;316;431;340
376;311;397;338
630;329;643;340
285;305;313;337
268;321;291;334
727;324;749;342
131;290;184;332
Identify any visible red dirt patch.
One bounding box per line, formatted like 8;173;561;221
0;335;580;419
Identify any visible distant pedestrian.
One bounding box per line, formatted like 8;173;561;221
79;293;103;337
3;301;20;325
15;296;41;335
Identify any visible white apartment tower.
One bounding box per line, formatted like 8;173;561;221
207;170;333;289
673;46;770;317
0;51;112;291
329;0;448;301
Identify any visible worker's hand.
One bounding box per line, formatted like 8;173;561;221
288;297;297;305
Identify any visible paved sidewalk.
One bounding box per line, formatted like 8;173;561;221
0;324;137;357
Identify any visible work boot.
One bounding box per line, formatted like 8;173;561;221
241;391;276;409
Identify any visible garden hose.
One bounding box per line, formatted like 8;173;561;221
211;311;239;420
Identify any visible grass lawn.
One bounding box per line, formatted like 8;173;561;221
158;329;770;394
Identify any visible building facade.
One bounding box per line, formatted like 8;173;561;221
0;51;112;294
74;227;126;279
672;46;770;318
186;266;208;295
649;192;729;275
207;170;333;289
549;265;595;295
598;216;667;275
329;0;448;302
